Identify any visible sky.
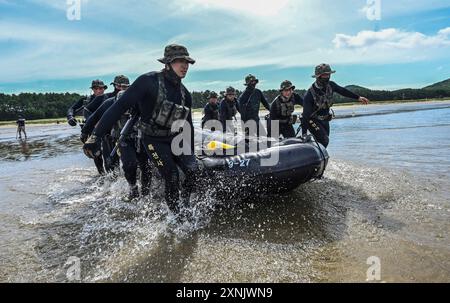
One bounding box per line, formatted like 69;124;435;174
0;0;449;94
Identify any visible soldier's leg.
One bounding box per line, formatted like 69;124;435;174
119;139;139;199
102;135;119;172
93;156;105;175
137;145;152;197
175;153;200;207
308;119;330;148
142;139;181;213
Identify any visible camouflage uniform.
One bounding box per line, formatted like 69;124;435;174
219;86;239;133
269;81;304;139
303;64;360;147
237;74;271;137
202;91;219;129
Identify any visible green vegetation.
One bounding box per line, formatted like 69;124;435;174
1;78;449;122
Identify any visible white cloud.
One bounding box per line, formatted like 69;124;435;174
2;0;450;90
333;28;450;49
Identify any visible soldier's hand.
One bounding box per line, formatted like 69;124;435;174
359;97;369;105
80;132;89;144
67;116;78;127
83;135;101;159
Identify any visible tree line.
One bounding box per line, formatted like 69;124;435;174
1;84;449;121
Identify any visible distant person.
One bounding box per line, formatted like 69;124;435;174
238;74;271;137
269;80;304;139
201;91;219;130
303;64;369;147
219;86;239;134
16;116;27;140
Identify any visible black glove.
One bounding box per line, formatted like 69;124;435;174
80;132;89;144
83;135;102;159
67;116;77;127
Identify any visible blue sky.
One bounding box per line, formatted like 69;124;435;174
0;0;449;94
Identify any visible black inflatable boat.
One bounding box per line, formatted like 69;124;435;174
196;132;329;199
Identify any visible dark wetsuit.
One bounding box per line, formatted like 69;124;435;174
84;91;118;117
303;81;360;147
69;91;117;174
67;95;96;120
201;103;219;130
91;70;198;213
219;98;239;133
238;87;271;137
82;96;151;192
269;93;304;139
16;119;27;139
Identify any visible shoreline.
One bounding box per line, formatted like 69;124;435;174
1;98;449;128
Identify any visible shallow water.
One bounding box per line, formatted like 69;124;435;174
0;101;449;282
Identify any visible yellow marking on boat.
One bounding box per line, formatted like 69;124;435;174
206;141;236;151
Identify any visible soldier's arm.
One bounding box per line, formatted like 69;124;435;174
204;105;212;120
82;99;113;135
67;97;85;117
92;75;149;138
186;93;195;154
260;91;271;111
302;91;315;122
330;81;360;100
85;95;105;114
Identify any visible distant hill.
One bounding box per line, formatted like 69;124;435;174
423;78;450;90
334;78;450;104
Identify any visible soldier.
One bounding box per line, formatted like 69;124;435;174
81;88;152;200
219;86;239;134
66;79;108;127
83;44;200;217
269;80;304;139
16;115;27;140
237;74;271;137
303;64;369;147
67;79;108;174
201;91;219;130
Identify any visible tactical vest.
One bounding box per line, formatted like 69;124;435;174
226;99;238;118
278;95;295;118
139;72;190;137
208;104;219;120
308;83;334;114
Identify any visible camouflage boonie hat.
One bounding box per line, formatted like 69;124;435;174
111;75;130;86
280;80;295;91
244;74;259;86
312;63;336;78
90;79;107;89
158;44;196;65
225;86;236;95
208;91;218;99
